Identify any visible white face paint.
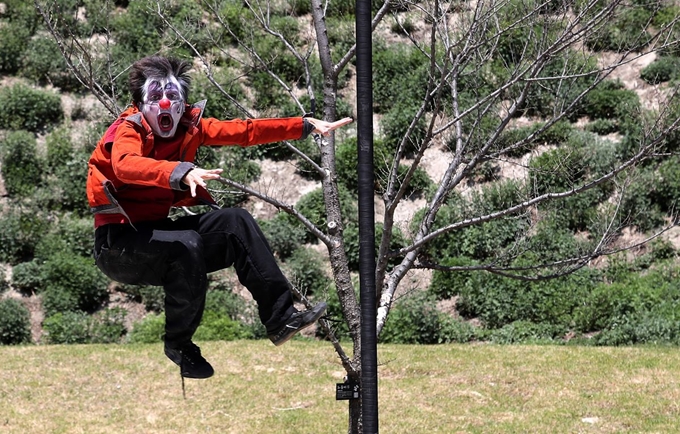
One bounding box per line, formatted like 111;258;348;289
140;76;185;138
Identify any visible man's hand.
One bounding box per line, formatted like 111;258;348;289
306;117;354;136
182;167;223;197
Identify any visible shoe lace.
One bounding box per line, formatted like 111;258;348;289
179;343;201;399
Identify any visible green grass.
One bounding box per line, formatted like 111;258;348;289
2;341;680;433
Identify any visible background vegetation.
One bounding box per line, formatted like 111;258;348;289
1;0;680;350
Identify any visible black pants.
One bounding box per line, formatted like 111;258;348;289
94;208;295;347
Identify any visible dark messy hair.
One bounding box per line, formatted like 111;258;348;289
129;56;192;106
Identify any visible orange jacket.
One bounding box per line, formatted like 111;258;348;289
87;101;309;227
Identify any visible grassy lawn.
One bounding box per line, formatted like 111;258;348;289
1;340;680;433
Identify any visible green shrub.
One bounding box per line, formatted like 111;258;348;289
0;266;8;295
211;147;261;208
0;21;31;74
592;313;680;346
421;180;530;261
457;268;598;329
204;284;246;321
19;35;82;91
437;316;478;344
380;291;458;344
190;71;246;120
489;321;567;344
573;267;680;333
284;186;357;244
160;0;215;59
193;310;250;341
577;80;641;121
287;0;312;15
128;313;166;344
520;50;598;118
41;255;110;316
497;124;542;158
284;247;328;296
11;260;44;295
519;214;586;262
111;0;164;57
89;308;127;343
381;101;427;157
585;119;619;135
618;167;666;232
202;283;265;340
585;7;653;52
390;18;416;35
43;311;91;344
0;298;31;345
259;215;308;260
0;130;43;198
640;56;680;85
372;43;428;114
429;257;478;300
0;205;50;265
0;84;63;133
35;128;92;214
530;146;587;192
45;126;74;172
34;216;94;261
654;155;680;213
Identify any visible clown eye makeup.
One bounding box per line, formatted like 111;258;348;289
164;83;182;102
142;79;184;104
144;81;164;103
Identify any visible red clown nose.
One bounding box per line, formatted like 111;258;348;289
158;98;171;110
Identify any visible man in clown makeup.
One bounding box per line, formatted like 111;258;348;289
87;56;352;380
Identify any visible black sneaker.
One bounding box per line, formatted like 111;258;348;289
164;341;214;379
268;302;327;346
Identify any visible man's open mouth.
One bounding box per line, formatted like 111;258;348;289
158;113;174;132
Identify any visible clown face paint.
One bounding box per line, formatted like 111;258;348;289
140;76;185;138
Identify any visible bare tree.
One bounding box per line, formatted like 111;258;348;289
37;0;680;431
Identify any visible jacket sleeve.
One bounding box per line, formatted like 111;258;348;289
198;117;306;146
110;120;191;190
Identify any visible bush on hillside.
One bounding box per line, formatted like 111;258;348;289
0;131;44;198
41;255;110;316
259;215;308;260
488;320;568;344
585;7;653;52
380;291;477;344
640;56;680;85
11;260;44;295
281;186;357;244
0;206;50;265
0;298;32;345
20;35;83;91
128;313;166;344
0;84;63;133
456;267;599;329
0;266;8;295
0;21;31;74
284;247;328;296
34;216;94;261
43;309;127;344
576;80;641;122
429;257;478;300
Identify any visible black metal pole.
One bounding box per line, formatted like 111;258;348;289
355;0;378;431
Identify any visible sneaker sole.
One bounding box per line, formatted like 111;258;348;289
271;303;327;346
